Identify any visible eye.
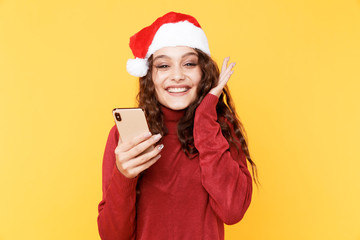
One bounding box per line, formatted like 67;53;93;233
184;62;198;67
155;64;169;69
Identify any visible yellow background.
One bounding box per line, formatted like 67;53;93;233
1;0;359;239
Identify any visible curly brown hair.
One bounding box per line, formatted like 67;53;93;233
137;49;258;184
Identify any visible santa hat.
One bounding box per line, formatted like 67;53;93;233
126;12;210;77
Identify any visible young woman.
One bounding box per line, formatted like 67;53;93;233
97;12;258;240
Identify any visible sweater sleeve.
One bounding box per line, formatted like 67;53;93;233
97;125;138;240
194;94;253;225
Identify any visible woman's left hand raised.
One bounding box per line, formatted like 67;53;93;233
209;57;236;97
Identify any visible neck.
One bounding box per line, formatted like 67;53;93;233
161;105;185;135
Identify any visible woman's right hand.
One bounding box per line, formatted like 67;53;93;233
114;132;163;178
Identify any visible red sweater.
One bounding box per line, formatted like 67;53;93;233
97;94;252;240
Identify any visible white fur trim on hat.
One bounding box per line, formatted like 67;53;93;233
126;58;149;77
146;21;210;58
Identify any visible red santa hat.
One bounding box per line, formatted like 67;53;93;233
126;12;210;77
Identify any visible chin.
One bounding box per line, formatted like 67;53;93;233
164;101;191;110
166;104;189;110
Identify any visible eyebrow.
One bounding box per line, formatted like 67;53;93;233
153;52;198;61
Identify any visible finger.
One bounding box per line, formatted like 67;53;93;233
124;143;164;170
115;133;161;170
221;57;230;73
120;143;163;177
118;154;161;179
217;71;234;90
133;143;164;168
219;63;235;84
223;62;235;75
219;60;235;82
126;133;162;158
132;154;161;177
118;131;152;152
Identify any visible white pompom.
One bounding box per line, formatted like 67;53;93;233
126;58;149;77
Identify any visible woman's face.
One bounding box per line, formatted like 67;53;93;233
151;46;202;110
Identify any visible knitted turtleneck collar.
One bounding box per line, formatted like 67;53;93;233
160;105;185;135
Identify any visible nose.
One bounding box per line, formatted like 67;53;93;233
170;65;185;82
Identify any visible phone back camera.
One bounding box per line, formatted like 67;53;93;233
115;112;122;121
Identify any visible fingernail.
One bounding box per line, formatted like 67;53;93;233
154;133;161;140
144;132;152;137
158;144;164;150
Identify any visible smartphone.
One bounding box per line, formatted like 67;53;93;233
112;108;154;153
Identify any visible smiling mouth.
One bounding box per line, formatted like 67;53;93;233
166;87;189;93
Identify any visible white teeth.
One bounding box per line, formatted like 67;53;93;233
167;87;188;93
